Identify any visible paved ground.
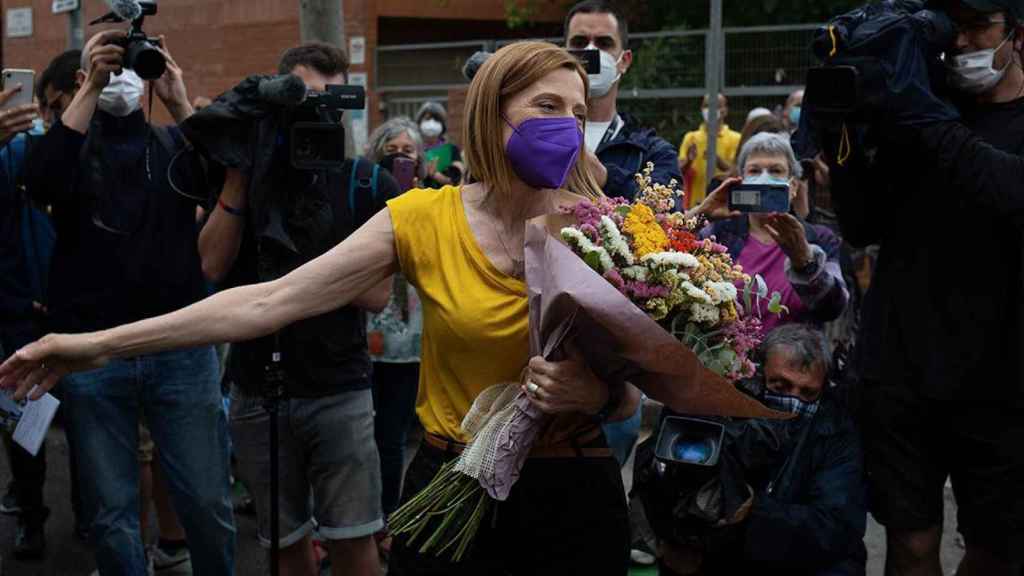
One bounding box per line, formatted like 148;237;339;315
0;423;965;575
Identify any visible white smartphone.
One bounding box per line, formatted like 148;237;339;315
2;69;35;109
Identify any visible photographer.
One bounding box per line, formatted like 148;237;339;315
822;1;1024;575
650;324;866;576
197;43;397;576
691;133;849;333
23;30;236;575
565;0;683;202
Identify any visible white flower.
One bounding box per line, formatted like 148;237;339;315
641;252;700;269
561;228;614;273
622;266;648;282
690;302;721;325
680;281;713;305
598;216;634;266
704;281;738;305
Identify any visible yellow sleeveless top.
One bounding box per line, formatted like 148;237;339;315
389;186;600;446
388;186;530;443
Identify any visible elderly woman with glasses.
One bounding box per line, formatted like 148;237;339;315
688;132;849;332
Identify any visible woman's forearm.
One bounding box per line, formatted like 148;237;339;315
98;208;400;360
96;280;282;359
605;383;642;423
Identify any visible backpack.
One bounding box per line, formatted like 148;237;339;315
6;133;55;301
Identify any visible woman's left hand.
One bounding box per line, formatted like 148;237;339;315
524;341;608;415
764;213;812;269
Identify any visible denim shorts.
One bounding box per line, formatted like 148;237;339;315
229;386;383;547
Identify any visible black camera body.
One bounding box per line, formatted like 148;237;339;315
803;0;954;127
289;84;366;170
91;1;166;81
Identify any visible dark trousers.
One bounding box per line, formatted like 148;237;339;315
2;328;48;523
388;441;631;576
371;362;420;517
2;435;45;516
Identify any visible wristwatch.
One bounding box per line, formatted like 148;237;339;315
795;252;820;276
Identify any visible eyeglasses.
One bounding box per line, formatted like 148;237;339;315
953;16;1007;34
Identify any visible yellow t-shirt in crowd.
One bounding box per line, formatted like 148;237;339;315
679;123;741;206
388;186;600;446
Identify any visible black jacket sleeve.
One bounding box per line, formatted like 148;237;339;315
604;136;682;200
25;122;87;206
742;425;867;567
917;121;1024;216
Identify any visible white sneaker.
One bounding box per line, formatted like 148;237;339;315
149;545;192;576
630;547;656;565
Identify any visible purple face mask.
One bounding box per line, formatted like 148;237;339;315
503;116;583;190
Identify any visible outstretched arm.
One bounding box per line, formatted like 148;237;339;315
0;208;399;399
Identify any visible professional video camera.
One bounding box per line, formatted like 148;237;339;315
256;74;366;170
90;1;166;81
795;0;960;162
634;409;802;551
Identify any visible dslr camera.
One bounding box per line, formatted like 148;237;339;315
91;1;167;81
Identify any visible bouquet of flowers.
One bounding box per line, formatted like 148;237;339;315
389;165;784;561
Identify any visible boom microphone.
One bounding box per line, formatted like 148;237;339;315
257;74;308;107
107;0;142;21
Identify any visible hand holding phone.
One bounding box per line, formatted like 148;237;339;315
1;69;35;110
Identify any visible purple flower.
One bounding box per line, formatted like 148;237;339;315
604;269;626;293
625;281;670;300
579;223;600;244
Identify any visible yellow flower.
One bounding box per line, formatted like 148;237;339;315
623;203;668;257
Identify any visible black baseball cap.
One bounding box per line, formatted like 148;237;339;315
959;0;1024;20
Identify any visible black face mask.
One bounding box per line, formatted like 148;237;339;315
379;152;416;174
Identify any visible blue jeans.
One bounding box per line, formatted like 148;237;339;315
603;403;643;467
63;346;235;576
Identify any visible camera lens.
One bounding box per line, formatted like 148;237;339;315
671;436;715;465
126;40;166;80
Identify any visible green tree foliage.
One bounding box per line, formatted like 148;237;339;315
620;0;865;31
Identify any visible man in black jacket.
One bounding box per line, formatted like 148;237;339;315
827;1;1024;575
194;43;395;576
564;0;683;203
25;30;236;574
654;324;866;576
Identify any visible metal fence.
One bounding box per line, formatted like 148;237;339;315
375;24;821;148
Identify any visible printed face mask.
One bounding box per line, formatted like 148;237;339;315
586;43;623;98
97;69;144;117
420;118;443;138
503;115;583;190
763;390;820;419
949;33;1013;94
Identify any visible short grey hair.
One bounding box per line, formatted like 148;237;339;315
415;101;448;130
365;116;427;178
762;324;831;374
736;131;802;180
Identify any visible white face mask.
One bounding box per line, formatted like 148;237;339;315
949;34;1014;94
701;108;724;124
98;69;144;117
586;43;623;98
419;118;443;138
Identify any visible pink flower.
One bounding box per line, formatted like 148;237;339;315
604;269;626;293
625;281;670;300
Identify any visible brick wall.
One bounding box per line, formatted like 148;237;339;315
1;0;559;127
